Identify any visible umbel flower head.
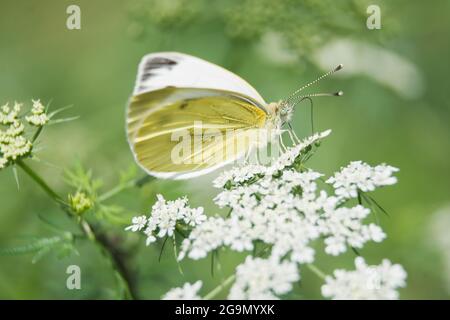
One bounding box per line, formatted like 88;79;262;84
321;257;407;300
177;130;393;263
68;191;93;215
162;281;203;300
228;256;300;300
128;130;405;300
0;100;49;170
125;194;206;245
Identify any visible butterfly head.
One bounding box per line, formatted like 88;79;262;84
267;101;294;124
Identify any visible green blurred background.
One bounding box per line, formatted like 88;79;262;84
0;0;449;299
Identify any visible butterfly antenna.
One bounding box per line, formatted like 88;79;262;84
294;91;344;101
283;64;344;105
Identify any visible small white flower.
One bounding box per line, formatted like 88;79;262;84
25;99;49;126
178;217;227;260
0;156;7;169
267;130;331;174
126;194;206;245
183;207;207;226
1;100;50;170
321;257;407;300
0;102;21;125
157;213;177;237
162;281;203;300
213;164;267;189
228;256;300;300
5;121;24;137
326;161;399;200
318;205;386;255
0;135;32;160
125;215;147;232
144;227;157;246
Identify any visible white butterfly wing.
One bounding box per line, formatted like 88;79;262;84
127;52;268;180
133;52;266;105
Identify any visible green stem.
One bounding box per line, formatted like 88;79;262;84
17;160;62;202
31;126;44;143
204;243;273;300
203;274;236;300
17;160;137;300
307;263;327;280
98;175;154;202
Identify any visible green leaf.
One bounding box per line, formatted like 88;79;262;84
37;213;67;234
12;166;20;190
119;165;138;186
368;195;390;217
158;236;169;262
351;246;361;256
47;104;73;118
56;243;79;259
96;204;134;225
48;116;80;125
65;163;103;196
0;236;62;256
32;246;52;264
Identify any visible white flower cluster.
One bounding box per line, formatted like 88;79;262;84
179;131;336;263
179;131;392;264
268;129;331;174
212;130;331;190
228;256;299;300
180;172;325;263
212;164;266;189
25;99;49;126
0;101;50;169
126;194;206;245
135;130;405;300
318;205;386;255
321;257;407;300
326;161;399;199
162;281;202;300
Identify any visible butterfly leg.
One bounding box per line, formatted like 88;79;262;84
287;123;301;145
278;133;288;152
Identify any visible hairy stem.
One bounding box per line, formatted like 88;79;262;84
17;160;138;300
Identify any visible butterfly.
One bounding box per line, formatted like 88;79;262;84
126;52;342;179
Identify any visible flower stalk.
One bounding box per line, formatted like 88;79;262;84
203;274;236;300
307;263;327;280
16;159;137;299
